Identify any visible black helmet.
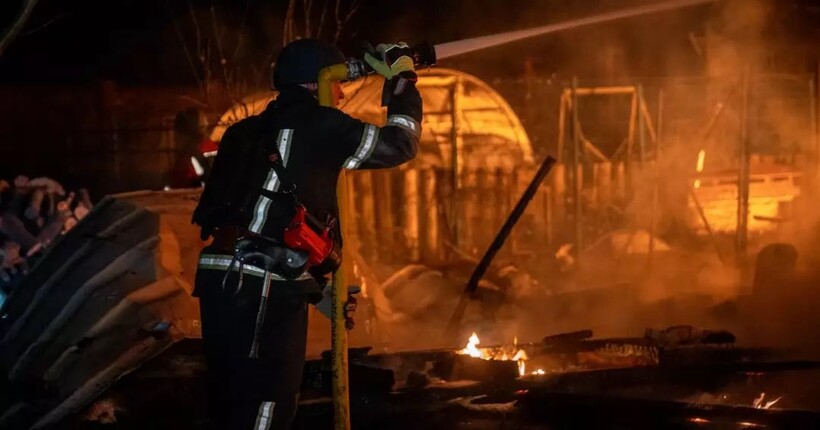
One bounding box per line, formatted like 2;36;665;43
272;39;346;89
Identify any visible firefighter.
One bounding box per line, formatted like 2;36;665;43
191;38;422;429
169;108;219;188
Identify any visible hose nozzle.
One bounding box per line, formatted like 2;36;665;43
345;41;437;81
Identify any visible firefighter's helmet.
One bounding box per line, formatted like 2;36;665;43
272;39;345;89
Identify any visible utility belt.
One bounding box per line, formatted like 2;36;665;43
207;211;338;360
211;216;341;284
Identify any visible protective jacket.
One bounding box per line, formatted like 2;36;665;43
192;75;422;294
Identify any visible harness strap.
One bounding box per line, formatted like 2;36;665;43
198;254;313;281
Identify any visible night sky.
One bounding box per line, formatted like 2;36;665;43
1;0;819;86
0;0;727;85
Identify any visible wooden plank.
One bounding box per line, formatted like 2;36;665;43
373;170;394;261
402;168;420;262
462;169;478;256
421;169;439;263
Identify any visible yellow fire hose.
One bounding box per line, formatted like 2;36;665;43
318;63;353;430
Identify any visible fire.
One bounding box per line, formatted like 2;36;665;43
457;332;531;377
694;149;706;189
752;392;782;409
460;333;483;358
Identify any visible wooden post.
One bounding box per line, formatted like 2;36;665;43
422;169;439;264
637;84;646;166
478;169;494;252
596;161;612;208
648;89;664;269
736;69;750;260
810;69;819;197
615;161;626;203
462;169;478;256
358;171;376;261
373;170;394;261
497;167;512;257
403;168;421;262
571;77;582;269
545;186;554;247
552;163;566;224
450;79;463;248
657;89;665;155
626;89;638;161
689;185;726;265
557;93;568;162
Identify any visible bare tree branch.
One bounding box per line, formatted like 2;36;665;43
0;0;40;58
283;0;297;46
203;38;212;100
23;12;68;37
187;0;204;66
334;0;359;44
171;2;206;100
210;2;232;95
231;0;252;60
316;1;328;40
302;0;314;38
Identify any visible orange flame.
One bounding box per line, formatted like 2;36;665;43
457;332;530;377
752;392;782;409
694;149;706;189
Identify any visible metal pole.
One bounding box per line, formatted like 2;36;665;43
736;69;750;261
657;88;665;153
465;156;558;294
571;77;582;271
811;65;819;196
689;185;727;265
637;84;646;165
446;155;558;337
557;93;567;162
450;80;461;248
318;64;352;430
648;89;664;268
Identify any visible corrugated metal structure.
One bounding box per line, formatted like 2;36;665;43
0;190;204;429
210;68;534;171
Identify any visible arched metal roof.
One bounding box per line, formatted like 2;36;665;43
211;67;533;169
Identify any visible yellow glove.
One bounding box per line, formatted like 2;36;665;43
364;42;415;80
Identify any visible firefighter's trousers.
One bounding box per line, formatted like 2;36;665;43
196;261;310;430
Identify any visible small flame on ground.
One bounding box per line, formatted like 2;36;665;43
753;392;783;409
737;422;765;429
460;333;482;358
457;332;530;377
696;149;706;172
688;417;710;424
531;369;546;375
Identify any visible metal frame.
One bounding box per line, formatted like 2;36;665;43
556;84;658;165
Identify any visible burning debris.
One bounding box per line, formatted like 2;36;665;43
456;332;533;376
752;392;783;410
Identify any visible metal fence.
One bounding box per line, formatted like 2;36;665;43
0;73;816;269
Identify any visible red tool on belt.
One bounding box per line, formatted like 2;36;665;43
283;205;335;267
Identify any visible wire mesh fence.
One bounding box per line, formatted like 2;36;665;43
0;73;815;269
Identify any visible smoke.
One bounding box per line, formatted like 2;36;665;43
304;0;820;358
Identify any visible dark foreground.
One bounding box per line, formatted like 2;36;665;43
51;338;820;430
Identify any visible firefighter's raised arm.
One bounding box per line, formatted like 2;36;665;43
327;43;423;169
